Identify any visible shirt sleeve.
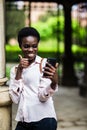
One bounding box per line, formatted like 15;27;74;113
9;66;24;104
38;77;58;102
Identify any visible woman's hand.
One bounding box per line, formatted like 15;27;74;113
15;55;29;80
43;62;58;90
18;54;29;69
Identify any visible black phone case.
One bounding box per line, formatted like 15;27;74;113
47;58;57;67
43;58;57;76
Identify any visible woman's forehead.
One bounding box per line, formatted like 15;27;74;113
22;36;38;43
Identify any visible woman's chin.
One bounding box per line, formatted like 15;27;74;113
28;54;35;61
24;54;36;61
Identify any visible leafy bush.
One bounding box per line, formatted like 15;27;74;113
5;39;60;62
31;16;58;40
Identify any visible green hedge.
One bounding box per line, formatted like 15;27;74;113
6;50;60;62
5;38;60;62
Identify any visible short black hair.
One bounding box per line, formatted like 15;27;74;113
18;27;40;48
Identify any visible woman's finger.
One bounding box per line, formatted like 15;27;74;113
55;63;59;68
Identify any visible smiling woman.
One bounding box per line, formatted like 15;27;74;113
9;27;58;130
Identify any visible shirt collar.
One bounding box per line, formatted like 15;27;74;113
35;55;42;64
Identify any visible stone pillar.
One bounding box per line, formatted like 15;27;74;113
0;0;5;78
0;0;8;85
0;87;12;130
0;0;12;130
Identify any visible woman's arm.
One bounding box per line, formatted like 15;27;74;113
38;78;58;102
9;55;29;104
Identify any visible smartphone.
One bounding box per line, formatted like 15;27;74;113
47;58;57;67
43;58;57;76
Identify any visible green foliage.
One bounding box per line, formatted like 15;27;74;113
6;44;22;62
72;19;87;47
38;38;58;52
31;16;58;40
5;5;87;63
5;39;60;62
6;40;87;63
72;44;87;53
31;15;64;43
5;9;25;42
6;66;11;79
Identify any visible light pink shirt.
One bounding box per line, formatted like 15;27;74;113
9;55;58;123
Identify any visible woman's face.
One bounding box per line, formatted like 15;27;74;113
21;36;39;62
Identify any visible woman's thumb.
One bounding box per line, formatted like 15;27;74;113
18;54;22;60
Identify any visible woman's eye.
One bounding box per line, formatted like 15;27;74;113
22;44;37;49
23;44;29;48
32;45;37;48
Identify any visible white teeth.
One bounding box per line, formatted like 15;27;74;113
28;54;34;57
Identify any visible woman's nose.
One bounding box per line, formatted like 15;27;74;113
28;47;33;51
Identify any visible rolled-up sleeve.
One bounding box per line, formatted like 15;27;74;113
9;67;24;104
38;77;58;102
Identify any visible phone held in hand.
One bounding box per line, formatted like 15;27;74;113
43;57;57;76
47;58;57;67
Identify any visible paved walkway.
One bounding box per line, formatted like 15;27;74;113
12;86;87;130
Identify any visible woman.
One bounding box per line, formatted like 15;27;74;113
9;27;58;130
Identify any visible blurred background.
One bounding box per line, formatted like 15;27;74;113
5;0;87;92
4;0;87;129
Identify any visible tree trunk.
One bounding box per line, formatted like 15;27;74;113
61;5;78;86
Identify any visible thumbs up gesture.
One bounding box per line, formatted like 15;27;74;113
15;54;29;80
18;54;29;69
